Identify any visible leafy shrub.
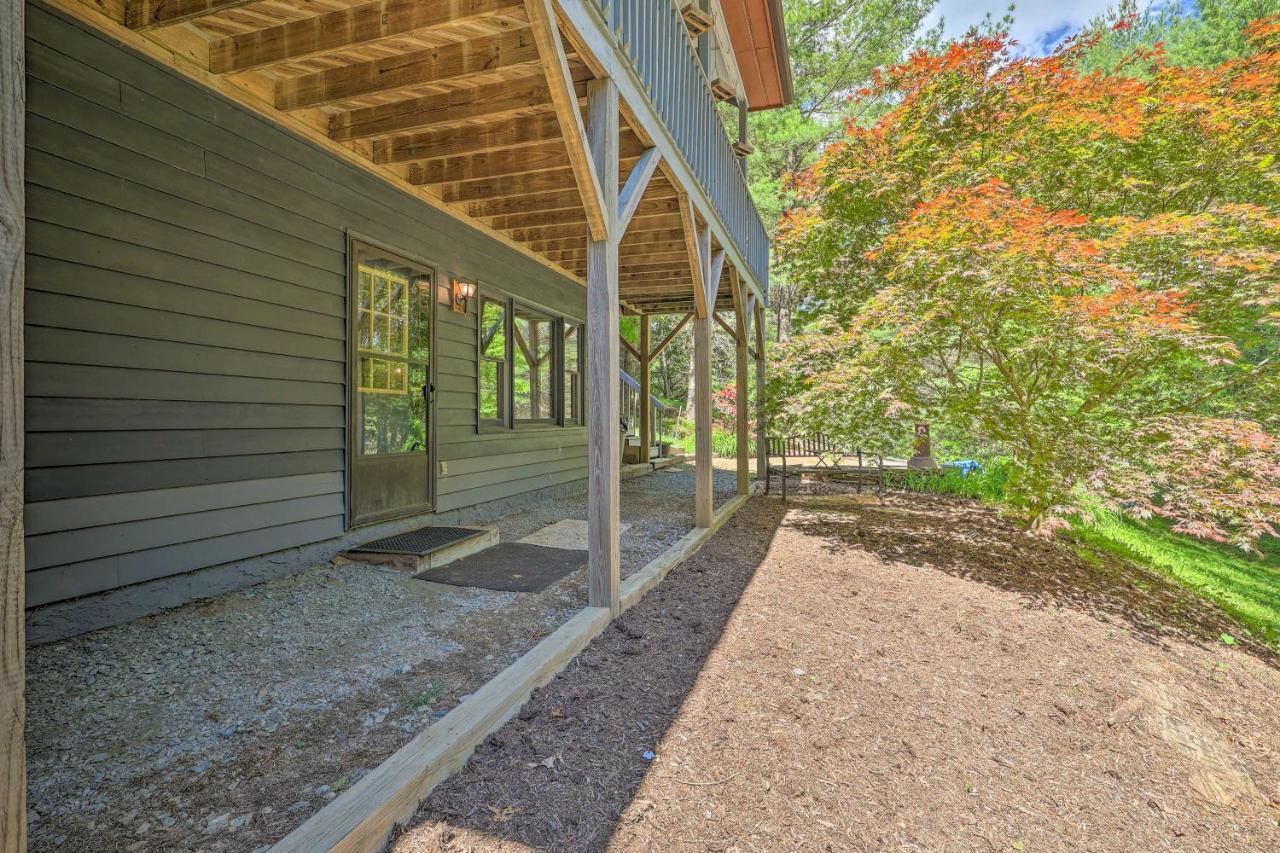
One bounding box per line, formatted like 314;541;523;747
903;458;1012;501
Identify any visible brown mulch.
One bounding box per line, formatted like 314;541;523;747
391;489;1280;852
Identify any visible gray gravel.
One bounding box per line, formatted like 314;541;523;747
27;464;737;852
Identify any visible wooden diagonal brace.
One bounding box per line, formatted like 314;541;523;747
618;148;661;233
525;0;609;241
713;311;738;340
678;193;706;318
706;248;726;308
650;312;691;359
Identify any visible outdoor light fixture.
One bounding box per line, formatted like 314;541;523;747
450;278;476;313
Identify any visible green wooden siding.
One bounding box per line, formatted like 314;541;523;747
23;1;588;608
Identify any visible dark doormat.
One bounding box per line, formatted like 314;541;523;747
414;543;587;593
352;525;487;555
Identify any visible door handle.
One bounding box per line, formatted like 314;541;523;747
422;383;434;404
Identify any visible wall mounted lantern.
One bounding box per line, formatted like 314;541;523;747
450;278;477;313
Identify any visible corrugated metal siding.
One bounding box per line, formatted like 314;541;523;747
23;2;588;607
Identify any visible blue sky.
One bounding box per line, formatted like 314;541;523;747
921;0;1125;55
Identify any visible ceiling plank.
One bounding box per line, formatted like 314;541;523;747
486;200;677;230
328;77;583;142
434;166;578;202
275;30;541;111
209;0;524;74
371;113;564;164
465;187;584;217
126;0;258;30
406;140;570;183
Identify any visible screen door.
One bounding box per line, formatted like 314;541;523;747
349;241;434;526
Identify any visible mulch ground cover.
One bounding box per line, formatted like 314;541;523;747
392;486;1280;852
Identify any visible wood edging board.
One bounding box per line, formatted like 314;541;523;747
618;455;677;481
271;493;751;852
619;494;747;610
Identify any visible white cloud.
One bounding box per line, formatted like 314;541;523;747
921;0;1123;55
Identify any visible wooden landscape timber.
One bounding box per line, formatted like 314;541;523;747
271;495;749;853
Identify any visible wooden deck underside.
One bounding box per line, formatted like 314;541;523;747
71;0;738;315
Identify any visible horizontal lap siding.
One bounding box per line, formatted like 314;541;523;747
24;3;588;607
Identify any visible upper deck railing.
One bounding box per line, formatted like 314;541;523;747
589;0;770;296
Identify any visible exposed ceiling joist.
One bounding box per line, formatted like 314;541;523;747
208;0;525;74
274;30;542;111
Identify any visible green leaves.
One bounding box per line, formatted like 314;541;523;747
774;16;1280;541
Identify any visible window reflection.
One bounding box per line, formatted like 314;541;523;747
514;306;554;422
356;259;431;455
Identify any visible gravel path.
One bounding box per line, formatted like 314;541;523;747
27;465;736;853
393;489;1280;852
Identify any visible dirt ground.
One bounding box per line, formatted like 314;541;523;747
393;486;1280;852
26;466;737;852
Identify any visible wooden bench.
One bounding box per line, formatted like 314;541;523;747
764;434;888;500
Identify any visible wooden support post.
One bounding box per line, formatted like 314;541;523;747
585;77;620;615
1;0;25;843
754;300;767;483
693;307;714;527
694;246;726;528
735;310;749;495
730;273;749;496
638;314;651;464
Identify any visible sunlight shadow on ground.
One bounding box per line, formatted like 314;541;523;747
390;499;790;852
782;486;1278;669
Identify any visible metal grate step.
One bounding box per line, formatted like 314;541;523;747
351;525;488;556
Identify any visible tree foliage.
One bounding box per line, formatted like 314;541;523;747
775;16;1280;544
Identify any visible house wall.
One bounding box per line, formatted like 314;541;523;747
23;1;588;611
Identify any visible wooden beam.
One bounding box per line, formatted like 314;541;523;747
525;0;608;242
372;113;566;165
707;248;726;307
527;230;683;252
731;268;748;343
126;0;257;29
584;77;620;615
754;300;768;483
622;286;698;299
208;0;523;74
405;141;570;184
467;188;586;217
490;201;678;231
274;31;541;111
514;216;678;243
619;334;641;361
0;0;24;841
328;76;578;143
550;248;687;264
693;307;713;527
434;167;579;202
650;312;691;359
678;193;705;318
639;315;652;464
713;311;738;340
734;277;750;495
274;606;612;852
617;147;661;234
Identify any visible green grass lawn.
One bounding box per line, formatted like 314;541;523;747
1071;514;1280;651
